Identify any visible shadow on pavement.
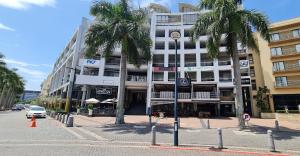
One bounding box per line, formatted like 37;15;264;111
98;122;173;135
247;125;300;140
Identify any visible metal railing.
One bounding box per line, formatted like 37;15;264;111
127;75;147;82
168;63;181;67
201;77;215;81
273;63;300;72
219;77;232;82
272;47;300;57
218;60;231;66
271;31;300;42
275;80;300;88
193;92;219;99
201;61;214;66
220;96;235;101
152;63;165;67
184;62;197;67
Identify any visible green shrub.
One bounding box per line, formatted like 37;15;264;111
87;104;93;110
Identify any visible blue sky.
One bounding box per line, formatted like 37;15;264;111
0;0;299;91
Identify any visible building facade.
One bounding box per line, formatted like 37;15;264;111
251;17;300;113
47;3;256;117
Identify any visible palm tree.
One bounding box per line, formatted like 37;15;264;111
191;0;269;129
0;54;25;109
85;0;151;124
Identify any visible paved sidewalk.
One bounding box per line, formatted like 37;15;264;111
74;115;300;131
73;115;300;153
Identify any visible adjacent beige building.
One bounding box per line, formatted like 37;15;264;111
251;17;300;116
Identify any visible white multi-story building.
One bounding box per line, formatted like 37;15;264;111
47;3;254;117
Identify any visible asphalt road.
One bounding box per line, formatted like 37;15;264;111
0;111;295;156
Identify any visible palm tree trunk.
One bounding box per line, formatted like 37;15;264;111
7;92;15;109
0;85;8;109
115;51;127;124
3;89;12;109
231;33;245;129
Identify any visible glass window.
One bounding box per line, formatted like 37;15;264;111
273;62;285;71
275;77;287;86
292;29;300;38
271;47;282;56
270;33;280;41
296;44;300;52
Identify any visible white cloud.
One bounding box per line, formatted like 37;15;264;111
4;58;52;68
14;66;46;78
136;0;172;8
0;23;15;31
0;0;56;10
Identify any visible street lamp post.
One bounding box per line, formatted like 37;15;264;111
171;31;181;146
65;67;77;116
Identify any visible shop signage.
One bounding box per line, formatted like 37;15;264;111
96;88;112;95
86;59;96;64
177;78;191;87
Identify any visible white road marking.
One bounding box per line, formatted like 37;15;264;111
74;127;108;141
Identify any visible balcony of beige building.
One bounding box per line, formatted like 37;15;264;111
273;60;300;74
274;76;300;88
271;44;300;59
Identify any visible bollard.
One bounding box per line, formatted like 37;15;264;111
298;105;300;113
151;125;156;145
66;116;74;127
267;130;276;152
61;114;65;123
59;114;62;121
56;113;60;120
206;119;210;129
275;120;280;131
217;128;223;149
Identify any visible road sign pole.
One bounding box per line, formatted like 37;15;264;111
174;38;178;146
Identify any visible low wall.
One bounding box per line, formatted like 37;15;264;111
276;113;300;122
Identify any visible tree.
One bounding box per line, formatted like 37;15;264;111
191;0;270;129
256;86;271;113
85;0;151;124
0;53;25;109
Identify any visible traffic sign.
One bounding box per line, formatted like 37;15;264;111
243;113;251;121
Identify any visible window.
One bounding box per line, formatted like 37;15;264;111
275;77;287;87
157;15;168;23
185;72;197;82
155;30;165;37
251;80;257;90
183;14;198;24
273;62;285;71
270;33;280;41
155;42;165;50
292;29;300;38
153;72;164;81
296;44;300;52
271;47;282;56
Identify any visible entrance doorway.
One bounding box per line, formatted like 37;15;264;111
125;90;147;115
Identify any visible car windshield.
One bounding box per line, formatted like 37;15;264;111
30;107;45;111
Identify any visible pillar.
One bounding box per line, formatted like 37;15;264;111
81;85;87;107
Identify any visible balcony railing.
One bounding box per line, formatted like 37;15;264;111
201;61;214;66
272;48;300;58
193;92;219;99
106;60;120;66
219;77;232;82
152;92;219;99
201;77;215;81
273;63;300;72
184;62;197;67
220;95;235;101
218;60;231;66
153;63;164;67
127;75;147;82
271;32;300;42
275;80;300;88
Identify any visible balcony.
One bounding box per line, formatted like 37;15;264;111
192;92;219;99
185;62;197;67
274;80;300;88
127;75;147;82
152;92;174;99
156;15;181;25
220;95;235;101
270;31;300;45
153;62;164;67
219;77;232;82
271;47;300;59
218;60;231;66
201;61;214;66
273;63;300;74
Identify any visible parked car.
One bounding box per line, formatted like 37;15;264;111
11;104;24;111
26;106;46;119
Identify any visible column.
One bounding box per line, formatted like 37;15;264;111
80;85;87;107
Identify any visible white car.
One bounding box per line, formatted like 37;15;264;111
26;106;46;118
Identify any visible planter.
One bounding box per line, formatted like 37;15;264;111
88;109;93;117
260;112;276;119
